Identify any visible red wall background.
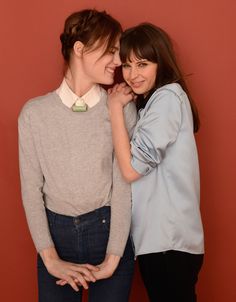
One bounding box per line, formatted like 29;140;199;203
0;0;235;301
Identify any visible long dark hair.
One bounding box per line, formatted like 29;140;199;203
120;23;200;132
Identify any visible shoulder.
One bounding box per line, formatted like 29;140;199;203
139;84;184;123
124;101;137;118
18;91;56;121
145;83;185;112
157;83;185;100
152;83;185;104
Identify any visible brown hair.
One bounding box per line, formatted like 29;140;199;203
120;23;200;132
60;9;122;62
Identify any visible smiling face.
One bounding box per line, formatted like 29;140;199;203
80;38;121;86
122;53;158;96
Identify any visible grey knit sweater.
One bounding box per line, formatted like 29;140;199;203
18;88;137;256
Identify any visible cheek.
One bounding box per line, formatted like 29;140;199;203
147;71;157;86
151;76;156;86
122;69;129;82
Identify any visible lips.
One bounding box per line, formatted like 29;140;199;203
106;67;115;74
130;81;144;88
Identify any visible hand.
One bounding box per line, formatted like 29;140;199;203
108;83;135;108
56;254;120;287
40;247;98;291
93;254;121;280
47;258;100;291
55;262;99;288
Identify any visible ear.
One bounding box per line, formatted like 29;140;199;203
73;41;84;57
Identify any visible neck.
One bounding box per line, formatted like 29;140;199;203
65;66;94;97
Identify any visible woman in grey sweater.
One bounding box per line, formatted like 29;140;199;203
18;9;136;302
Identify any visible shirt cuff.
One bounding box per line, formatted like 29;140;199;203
131;157;153;176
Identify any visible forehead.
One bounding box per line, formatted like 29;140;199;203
88;36;120;52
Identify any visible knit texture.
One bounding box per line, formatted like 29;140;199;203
18;89;137;256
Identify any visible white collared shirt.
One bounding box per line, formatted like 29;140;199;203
56;78;102;109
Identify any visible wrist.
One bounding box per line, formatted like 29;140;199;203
109;102;124;112
105;254;121;265
39;246;59;266
109;104;124;120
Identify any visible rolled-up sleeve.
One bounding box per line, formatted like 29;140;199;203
131;89;182;175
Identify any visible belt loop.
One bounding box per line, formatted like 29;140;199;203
74;216;80;225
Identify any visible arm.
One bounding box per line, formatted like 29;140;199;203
93;99;137;280
108;84;142;183
18;103;54;252
18;104;98;290
109;102;141;183
108;84;182;180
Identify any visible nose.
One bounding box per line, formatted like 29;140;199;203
113;52;121;66
130;66;138;80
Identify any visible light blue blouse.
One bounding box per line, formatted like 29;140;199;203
131;83;204;256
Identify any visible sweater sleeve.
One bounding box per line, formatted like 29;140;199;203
18;103;54;252
131;89;182;176
106;101;137;256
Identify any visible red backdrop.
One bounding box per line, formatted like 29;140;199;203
0;0;235;301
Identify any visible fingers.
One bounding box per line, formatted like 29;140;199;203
116;83;125;92
72;264;97;282
56;263;99;288
58;273;88;290
56;279;67;286
64;275;80;292
115;83;130;93
70;271;88;290
80;263;99;272
123;86;133;95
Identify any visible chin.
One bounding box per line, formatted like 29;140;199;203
102;78;114;85
133;88;145;95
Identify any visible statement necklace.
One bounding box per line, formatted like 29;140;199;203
72;98;87;112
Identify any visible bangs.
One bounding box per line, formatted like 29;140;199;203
91;20;121;56
101;12;122;52
120;28;157;63
104;28;121;52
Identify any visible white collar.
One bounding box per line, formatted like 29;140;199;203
56;78;101;108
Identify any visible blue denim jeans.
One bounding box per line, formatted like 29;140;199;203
37;206;135;302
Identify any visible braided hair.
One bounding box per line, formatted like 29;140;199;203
60;9;122;62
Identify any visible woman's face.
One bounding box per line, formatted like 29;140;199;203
80;38;121;85
122;52;158;96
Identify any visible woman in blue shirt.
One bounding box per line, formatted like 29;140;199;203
108;23;204;302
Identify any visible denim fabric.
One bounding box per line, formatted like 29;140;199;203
37;206;135;302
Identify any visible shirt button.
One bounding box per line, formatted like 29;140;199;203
74;217;80;224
